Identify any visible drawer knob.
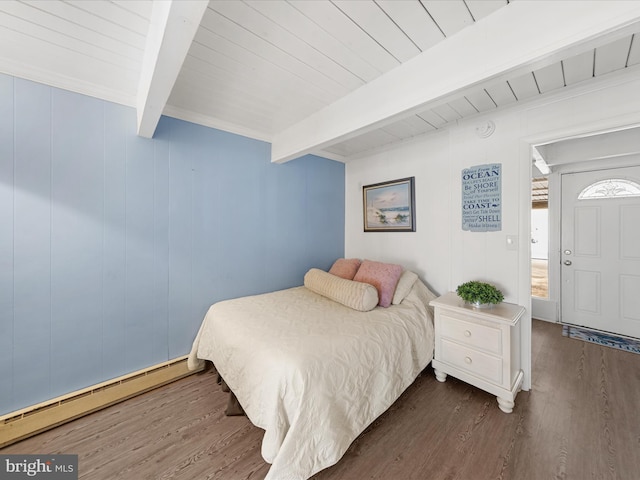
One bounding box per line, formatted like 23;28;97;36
464;356;472;364
464;330;472;337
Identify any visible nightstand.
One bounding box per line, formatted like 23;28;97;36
430;292;525;413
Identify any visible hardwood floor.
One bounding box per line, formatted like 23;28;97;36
3;320;639;480
531;259;548;298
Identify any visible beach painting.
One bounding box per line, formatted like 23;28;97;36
363;177;415;232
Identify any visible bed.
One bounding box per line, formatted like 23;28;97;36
187;263;437;480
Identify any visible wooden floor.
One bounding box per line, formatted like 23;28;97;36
3;320;640;480
531;258;548;298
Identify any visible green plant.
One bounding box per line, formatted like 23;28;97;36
456;281;504;305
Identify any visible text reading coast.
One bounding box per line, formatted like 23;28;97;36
463;202;499;210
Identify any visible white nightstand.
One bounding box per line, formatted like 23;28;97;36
430;292;525;413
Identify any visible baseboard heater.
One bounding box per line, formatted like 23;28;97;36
0;355;203;448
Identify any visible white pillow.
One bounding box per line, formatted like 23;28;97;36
304;268;379;312
392;270;419;305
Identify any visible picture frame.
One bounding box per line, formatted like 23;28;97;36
363;177;415;232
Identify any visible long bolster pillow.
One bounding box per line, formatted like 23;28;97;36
304;268;379;312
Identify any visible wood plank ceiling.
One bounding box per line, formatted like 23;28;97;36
531;178;548;209
1;1;640;162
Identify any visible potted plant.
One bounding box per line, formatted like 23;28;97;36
456;281;504;308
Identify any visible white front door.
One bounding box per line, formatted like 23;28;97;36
561;166;640;338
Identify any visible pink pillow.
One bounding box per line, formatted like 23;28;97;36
353;260;403;308
328;258;361;280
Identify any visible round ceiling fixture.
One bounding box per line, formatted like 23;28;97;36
475;120;496;138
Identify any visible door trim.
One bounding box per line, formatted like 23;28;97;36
520;116;640;392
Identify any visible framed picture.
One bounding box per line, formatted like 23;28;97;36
363;177;415;232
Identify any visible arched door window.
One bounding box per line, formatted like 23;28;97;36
578;178;640;199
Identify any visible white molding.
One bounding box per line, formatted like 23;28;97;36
518;139;534;392
271;1;640;163
162;104;273;143
163;106;348;163
310;150;347;163
0;58;136;107
136;0;208;138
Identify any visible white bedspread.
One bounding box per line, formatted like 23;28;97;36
187;279;436;480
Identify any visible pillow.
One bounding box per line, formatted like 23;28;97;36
304;268;378;312
328;258;361;280
353;260;403;308
392;270;419;305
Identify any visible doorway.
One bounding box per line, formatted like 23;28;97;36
530;125;640;332
560;166;640;338
531;177;549;298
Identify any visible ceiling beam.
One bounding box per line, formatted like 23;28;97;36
539;126;640;165
271;1;640;163
136;0;209;138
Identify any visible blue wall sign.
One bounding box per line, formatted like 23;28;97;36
461;163;502;232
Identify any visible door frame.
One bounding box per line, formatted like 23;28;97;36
519;116;640;393
523;120;640;328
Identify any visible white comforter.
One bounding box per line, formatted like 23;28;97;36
187;279;436;480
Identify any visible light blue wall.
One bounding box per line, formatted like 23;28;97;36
0;74;345;415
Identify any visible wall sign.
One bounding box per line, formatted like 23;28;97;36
462;163;502;232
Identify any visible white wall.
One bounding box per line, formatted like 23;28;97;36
345;68;640;391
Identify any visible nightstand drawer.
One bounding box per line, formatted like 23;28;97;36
441;339;502;384
439;313;502;355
